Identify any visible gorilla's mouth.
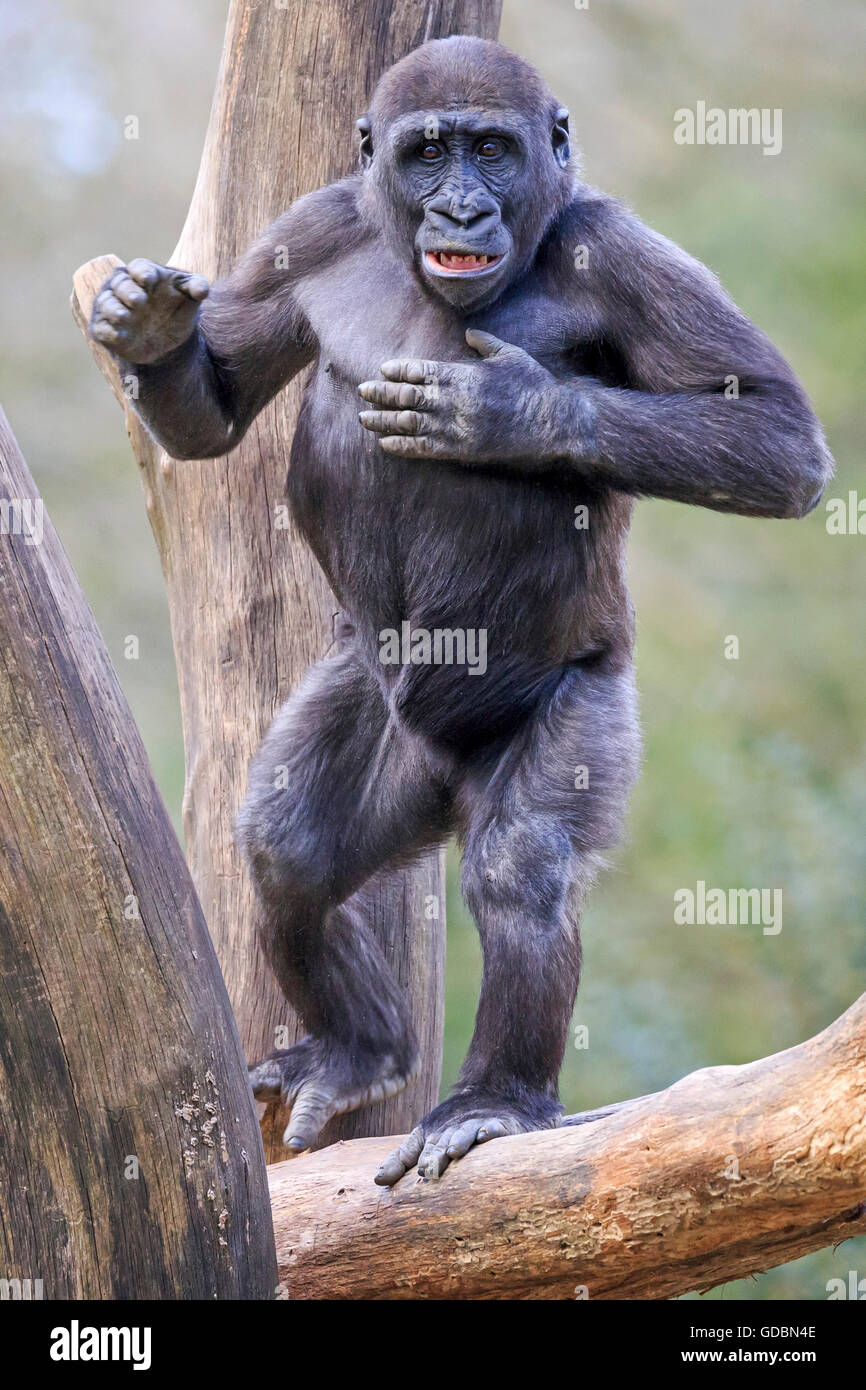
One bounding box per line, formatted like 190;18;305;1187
424;250;505;276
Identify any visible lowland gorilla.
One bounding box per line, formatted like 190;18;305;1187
91;37;831;1183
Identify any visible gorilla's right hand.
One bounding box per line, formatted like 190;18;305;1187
90;259;210;364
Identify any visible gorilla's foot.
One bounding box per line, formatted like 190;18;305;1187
249;1036;417;1154
374;1085;561;1186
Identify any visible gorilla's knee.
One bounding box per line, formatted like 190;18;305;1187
462;820;575;921
236;789;326;908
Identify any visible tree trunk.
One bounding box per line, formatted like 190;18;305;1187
72;0;502;1162
0;408;276;1299
267;991;866;1299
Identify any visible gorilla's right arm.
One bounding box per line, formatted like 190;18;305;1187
89;184;352;460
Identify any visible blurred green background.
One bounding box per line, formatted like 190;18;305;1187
0;0;863;1300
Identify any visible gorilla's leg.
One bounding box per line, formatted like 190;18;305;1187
376;660;639;1184
238;644;452;1152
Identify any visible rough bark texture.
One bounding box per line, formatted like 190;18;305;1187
0;407;276;1299
72;0;503;1162
268;992;866;1299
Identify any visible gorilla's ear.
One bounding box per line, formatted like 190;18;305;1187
356;116;374;169
552;106;571;168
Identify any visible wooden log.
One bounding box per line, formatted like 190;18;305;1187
72;0;503;1162
0;408;276;1299
268;991;866;1299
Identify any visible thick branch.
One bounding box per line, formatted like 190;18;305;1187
268;993;866;1299
0;408;275;1298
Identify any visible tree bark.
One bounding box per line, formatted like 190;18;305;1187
0;408;276;1299
72;0;502;1162
267;992;866;1299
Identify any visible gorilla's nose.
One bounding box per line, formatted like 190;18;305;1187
426;193;499;237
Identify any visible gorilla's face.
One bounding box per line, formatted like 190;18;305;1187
400;111;520;309
362;102;571;312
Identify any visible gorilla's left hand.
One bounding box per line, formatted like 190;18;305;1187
358;329;585;467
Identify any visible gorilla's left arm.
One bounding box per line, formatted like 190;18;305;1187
556;200;833;517
360;200;832;519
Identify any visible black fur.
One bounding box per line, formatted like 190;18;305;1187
90;36;833;1181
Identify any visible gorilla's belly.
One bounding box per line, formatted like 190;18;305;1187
287;384;622;697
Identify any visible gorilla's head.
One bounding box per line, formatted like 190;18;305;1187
357;37;574;310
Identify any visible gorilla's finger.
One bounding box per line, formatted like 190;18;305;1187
97;294;130;326
476;1118;511;1142
112;277;148;309
91;320;121;347
379;434;435;457
374;1128;425;1186
417;1137;451;1180
107;268;132;292
465;327;522;360
359;409;426;436
281;1080;335;1153
93;289;114;316
445;1118;484;1158
126;258;163;290
173;272;210;302
380;358;444;385
357;380;429;409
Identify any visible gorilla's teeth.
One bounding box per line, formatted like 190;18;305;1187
430;250;499;272
439;253;487;269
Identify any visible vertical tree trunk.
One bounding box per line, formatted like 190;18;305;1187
73;0;502;1160
0;408;276;1299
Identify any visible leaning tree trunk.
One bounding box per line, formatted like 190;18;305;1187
73;0;503;1161
268;990;866;1299
0;408;276;1299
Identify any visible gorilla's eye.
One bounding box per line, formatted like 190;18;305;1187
477;138;505;159
419;142;442;161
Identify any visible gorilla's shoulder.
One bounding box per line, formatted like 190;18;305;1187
292;176;365;220
546;185;696;283
554;183;724;299
553;185;635;250
535;186;632;283
272;176;375;251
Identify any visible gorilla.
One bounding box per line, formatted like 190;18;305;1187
90;37;832;1184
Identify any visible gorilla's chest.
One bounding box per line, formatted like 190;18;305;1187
297;248;591;389
288;249;607;638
